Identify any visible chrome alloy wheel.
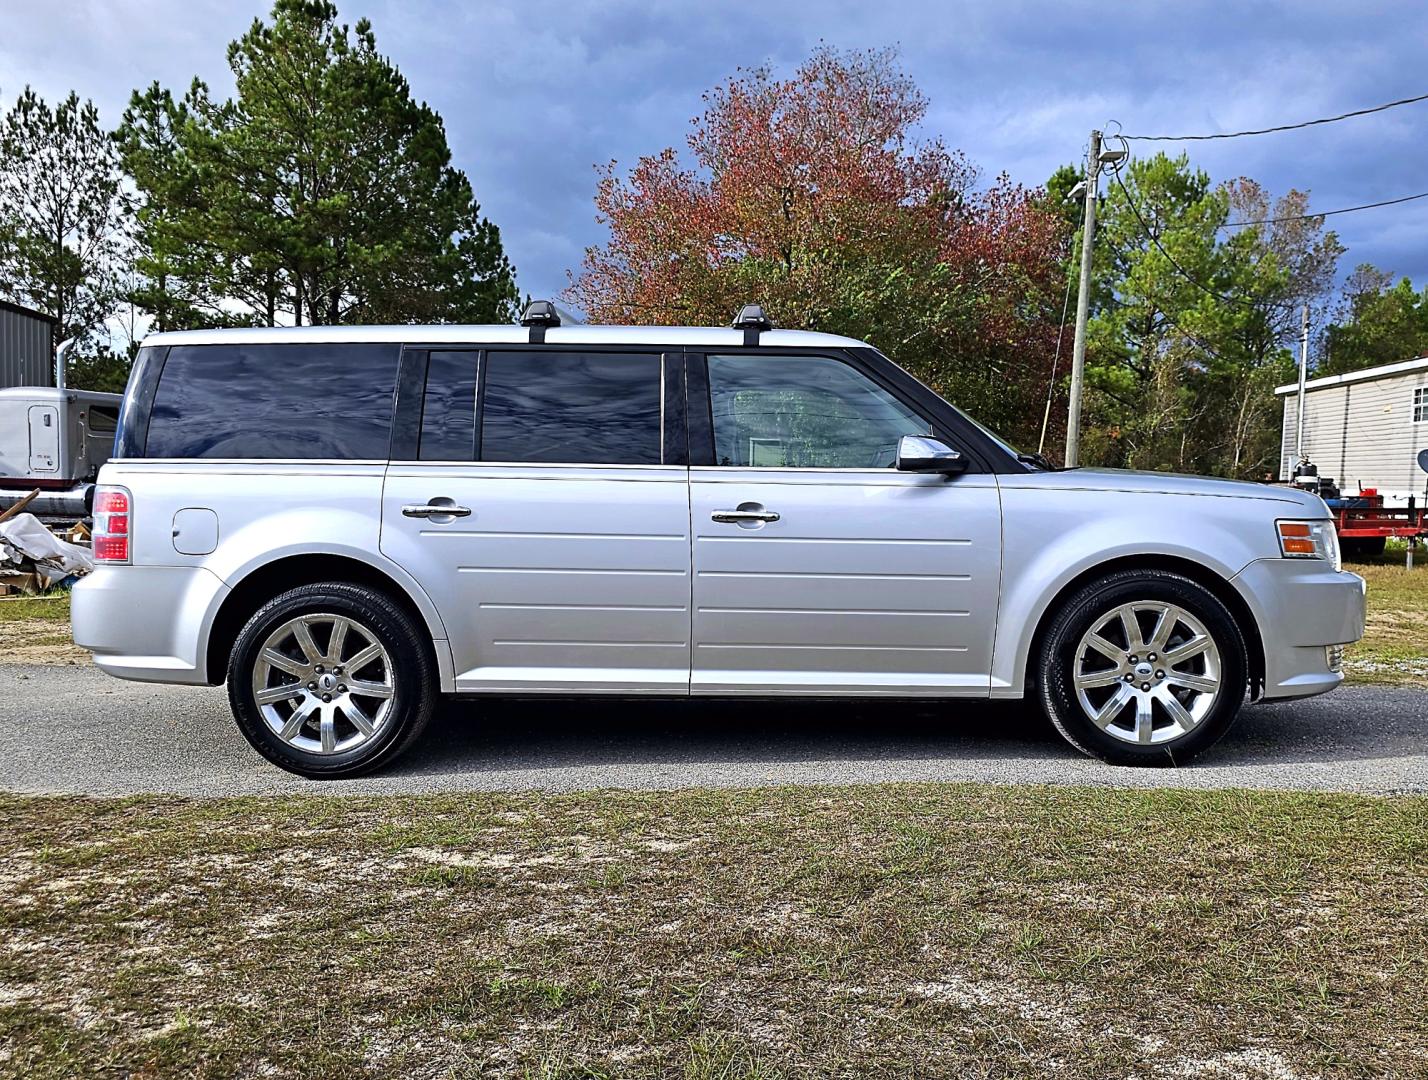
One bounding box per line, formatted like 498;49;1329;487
251;613;395;755
1072;601;1222;746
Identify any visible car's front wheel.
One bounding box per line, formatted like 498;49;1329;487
1037;569;1247;766
227;583;436;778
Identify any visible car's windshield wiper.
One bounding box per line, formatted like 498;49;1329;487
1017;451;1059;471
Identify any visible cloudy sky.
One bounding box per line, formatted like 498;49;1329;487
4;0;1426;313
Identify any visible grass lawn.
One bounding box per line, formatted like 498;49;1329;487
1343;547;1428;683
1;787;1424;1078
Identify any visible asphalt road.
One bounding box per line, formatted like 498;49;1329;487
1;663;1425;796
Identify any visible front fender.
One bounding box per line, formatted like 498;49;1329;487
991;480;1278;696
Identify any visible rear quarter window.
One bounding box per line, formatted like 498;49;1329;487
144;343;400;459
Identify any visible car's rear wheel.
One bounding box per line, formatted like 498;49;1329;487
1038;569;1247;766
227;583;435;778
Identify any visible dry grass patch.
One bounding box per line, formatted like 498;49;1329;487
0;594;87;665
0;786;1424;1078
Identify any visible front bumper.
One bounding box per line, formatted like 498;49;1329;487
71;564;229;684
1231;559;1366;700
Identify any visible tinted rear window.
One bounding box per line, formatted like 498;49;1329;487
145;343;400;459
480;351;663;465
419;351;478;461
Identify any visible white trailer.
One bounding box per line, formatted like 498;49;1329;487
0;340;122;519
1277;355;1428;503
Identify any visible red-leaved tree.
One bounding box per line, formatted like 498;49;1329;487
567;46;1070;444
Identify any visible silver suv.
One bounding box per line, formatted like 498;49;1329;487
72;306;1366;777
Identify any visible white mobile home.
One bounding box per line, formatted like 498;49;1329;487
1278;356;1428;502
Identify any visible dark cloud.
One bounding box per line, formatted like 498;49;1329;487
4;0;1426;313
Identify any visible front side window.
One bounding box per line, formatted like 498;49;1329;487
480;351;663;465
145;343;400;459
707;354;931;468
1414;386;1428;424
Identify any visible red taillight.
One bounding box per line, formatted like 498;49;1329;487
93;487;131;563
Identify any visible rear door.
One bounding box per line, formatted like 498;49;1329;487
688;351;1002;696
380;347;692;694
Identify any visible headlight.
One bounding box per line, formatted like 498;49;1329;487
1277;519;1340;570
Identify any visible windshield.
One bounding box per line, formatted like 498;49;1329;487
855;346;1055;470
949;405;1024;460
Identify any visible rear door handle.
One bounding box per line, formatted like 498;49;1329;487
711;508;780;523
402;502;472;519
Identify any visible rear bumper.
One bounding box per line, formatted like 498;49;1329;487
71;564;229;684
1232;559;1366;700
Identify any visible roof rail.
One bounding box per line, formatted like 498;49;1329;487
731;304;772;347
520;300;561;343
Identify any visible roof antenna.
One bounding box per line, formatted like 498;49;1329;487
520;299;560;344
731;304;772;348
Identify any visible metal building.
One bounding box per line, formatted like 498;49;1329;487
0;299;56;389
1277;355;1428;502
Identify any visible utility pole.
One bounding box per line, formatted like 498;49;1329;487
1294;303;1310;462
1064;129;1101;467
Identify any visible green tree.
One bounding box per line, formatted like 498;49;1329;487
0;87;129;349
1073;153;1340;477
1319;266;1428;375
568;46;1068;446
118;0;518;328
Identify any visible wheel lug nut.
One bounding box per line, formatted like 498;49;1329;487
1156;670;1165;679
307;682;317;690
1141;683;1151;691
315;665;324;674
1148;654;1156;662
1124;673;1134;682
322;693;332;702
1129;655;1138;664
337;685;347;693
334;667;343;676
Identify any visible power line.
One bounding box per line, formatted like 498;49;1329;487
1121;90;1428;142
1220;190;1428;229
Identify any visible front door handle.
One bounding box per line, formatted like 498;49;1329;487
402;502;472;519
711;508;780;524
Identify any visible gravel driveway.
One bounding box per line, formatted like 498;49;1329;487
2;663;1424;795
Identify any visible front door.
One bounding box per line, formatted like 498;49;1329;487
688;352;1002;696
380;348;691;694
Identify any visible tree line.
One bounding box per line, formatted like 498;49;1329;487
567;47;1428;477
0;0;518;391
2;4;1424;477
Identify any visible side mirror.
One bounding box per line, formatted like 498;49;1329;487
896;434;967;475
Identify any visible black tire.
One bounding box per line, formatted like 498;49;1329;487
227;583;436;779
1037;569;1248;767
